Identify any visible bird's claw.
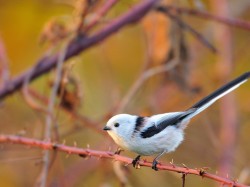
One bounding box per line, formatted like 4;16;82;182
152;160;159;171
132;155;141;168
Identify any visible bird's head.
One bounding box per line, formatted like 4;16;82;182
103;114;137;142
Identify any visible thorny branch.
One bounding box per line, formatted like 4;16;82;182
0;135;248;187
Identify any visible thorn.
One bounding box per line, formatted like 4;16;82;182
74;141;77;147
108;146;111;152
87;144;90;149
170;159;176;168
124;163;130;167
182;163;189;169
62;139;66;145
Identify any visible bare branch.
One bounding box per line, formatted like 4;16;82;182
0;0;159;100
83;0;119;33
156;6;217;53
162;5;250;31
0;134;247;187
27;88;107;136
116;59;178;113
38;43;67;187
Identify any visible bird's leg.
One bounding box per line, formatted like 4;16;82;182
152;151;166;171
152;159;159;171
132;155;141;168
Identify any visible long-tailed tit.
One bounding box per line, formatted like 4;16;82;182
103;72;250;170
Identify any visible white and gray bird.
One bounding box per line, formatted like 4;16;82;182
103;72;250;170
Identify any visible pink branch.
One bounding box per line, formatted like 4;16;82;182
0;135;247;187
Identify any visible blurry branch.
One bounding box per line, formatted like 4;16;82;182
156;6;217;53
116;59;178;113
37;43;67;187
211;0;237;178
50;155;101;187
0;37;10;88
159;5;250;31
26;88;107;136
0;0;159;101
83;0;119;33
0;135;248;187
74;0;94;34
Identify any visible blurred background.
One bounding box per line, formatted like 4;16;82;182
0;0;250;186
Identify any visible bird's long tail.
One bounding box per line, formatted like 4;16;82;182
185;72;250;120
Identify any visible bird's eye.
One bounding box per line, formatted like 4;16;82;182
114;123;120;127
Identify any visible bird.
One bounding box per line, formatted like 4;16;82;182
103;72;250;170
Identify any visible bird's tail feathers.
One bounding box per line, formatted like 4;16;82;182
185;72;250;120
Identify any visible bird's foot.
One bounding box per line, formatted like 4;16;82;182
132;155;141;168
152;160;159;171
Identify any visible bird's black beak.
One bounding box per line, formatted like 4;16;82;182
103;126;111;131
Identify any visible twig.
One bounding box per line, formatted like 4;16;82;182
156;6;217;53
116;59;178;113
0;0;159;101
27;88;107;136
0;134;247;187
38;44;67;187
182;173;186;187
162;5;250;31
83;0;119;33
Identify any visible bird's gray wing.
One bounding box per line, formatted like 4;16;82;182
141;110;195;138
